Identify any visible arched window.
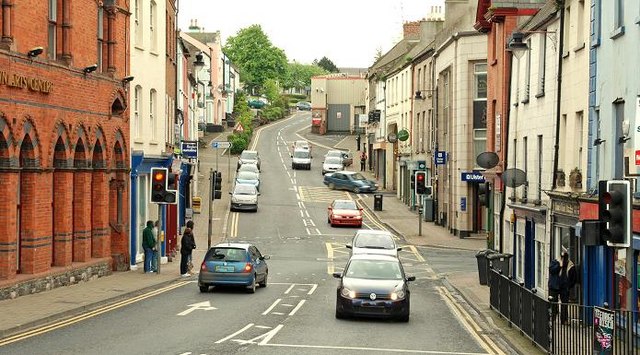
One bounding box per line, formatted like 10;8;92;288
134;85;142;138
149;89;157;140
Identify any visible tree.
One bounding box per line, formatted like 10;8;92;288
313;56;339;73
224;25;288;94
282;62;328;90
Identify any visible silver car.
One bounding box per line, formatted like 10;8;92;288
237;150;261;171
229;183;259;212
347;229;401;257
322;157;344;175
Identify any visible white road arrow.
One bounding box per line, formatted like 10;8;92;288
177;301;217;316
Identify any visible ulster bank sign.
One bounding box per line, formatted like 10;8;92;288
461;171;485;182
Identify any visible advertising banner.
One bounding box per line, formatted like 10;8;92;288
593;306;614;354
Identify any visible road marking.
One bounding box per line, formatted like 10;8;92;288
262;342;488;354
177;301;217;316
288;300;306;316
215;323;254;344
0;281;190;346
262;299;282;315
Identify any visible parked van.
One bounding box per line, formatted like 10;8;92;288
291;149;312;170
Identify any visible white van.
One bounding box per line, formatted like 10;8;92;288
291;148;312;170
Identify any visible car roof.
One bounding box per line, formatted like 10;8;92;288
348;254;398;262
212;242;252;250
333;199;355;204
242;150;258;154
355;229;393;236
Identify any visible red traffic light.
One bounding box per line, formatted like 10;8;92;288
416;174;424;181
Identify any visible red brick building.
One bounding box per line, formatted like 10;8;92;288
0;0;130;296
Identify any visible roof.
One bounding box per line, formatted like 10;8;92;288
519;0;559;32
186;31;221;45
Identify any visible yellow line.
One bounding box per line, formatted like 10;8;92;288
0;281;190;346
436;286;505;355
408;245;425;262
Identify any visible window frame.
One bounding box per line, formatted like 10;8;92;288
48;0;57;59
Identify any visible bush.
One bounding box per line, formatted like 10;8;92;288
228;133;249;154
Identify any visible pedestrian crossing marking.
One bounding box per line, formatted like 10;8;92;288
298;186;351;203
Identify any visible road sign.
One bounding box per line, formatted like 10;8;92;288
211;141;231;149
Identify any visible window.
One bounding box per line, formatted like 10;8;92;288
537;135;543;201
134;0;142;46
150;89;157;140
537;35;546;97
614;0;624;29
535;223;546;290
474;129;487;169
523;39;531;102
416;68;421;91
516;220;525;282
564;6;571;53
474;63;487;99
137;175;147;256
150;1;157;52
134;86;142;138
48;0;57;59
576;0;585;47
97;6;104;72
560;114;567;170
523;137;528;198
576;111;584;170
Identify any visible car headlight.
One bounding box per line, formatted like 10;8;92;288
354;215;362;219
334;215;343;219
341;287;356;299
390;289;405;300
231;197;239;203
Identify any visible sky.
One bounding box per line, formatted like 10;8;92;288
178;0;444;69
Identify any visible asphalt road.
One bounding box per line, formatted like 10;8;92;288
1;113;496;355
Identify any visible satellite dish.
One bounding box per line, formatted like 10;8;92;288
476;152;500;169
502;168;527;188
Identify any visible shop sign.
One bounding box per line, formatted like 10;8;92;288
397;129;409;141
0;70;53;94
181;140;198;159
461;172;485;182
593;307;614;354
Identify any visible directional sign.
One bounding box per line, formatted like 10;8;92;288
211;141;231;149
177;301;217;316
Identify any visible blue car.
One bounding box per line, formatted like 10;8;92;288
323;171;379;193
198;242;270;293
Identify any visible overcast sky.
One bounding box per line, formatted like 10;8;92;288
178;0;444;69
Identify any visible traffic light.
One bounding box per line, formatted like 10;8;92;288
150;168;176;204
211;171;222;200
167;173;178;192
415;171;427;195
410;173;416;190
478;182;490;206
598;180;631;247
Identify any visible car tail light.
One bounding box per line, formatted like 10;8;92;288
243;263;252;273
201;262;207;271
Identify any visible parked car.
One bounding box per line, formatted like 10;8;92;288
291;148;312;170
333;254;414;321
323;171;379;193
327;199;363;228
198;242;270;293
322;156;343;175
237;150;261;171
248;99;266;109
296;101;311;111
229;183;259;212
325;150;352;167
235;171;260;191
347;229;401;257
238;163;260;179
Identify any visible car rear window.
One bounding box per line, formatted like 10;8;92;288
345;260;402;280
324;157;342;164
241;151;258;159
293;150;310;158
237;171;258;180
354;234;395;249
206;248;247;262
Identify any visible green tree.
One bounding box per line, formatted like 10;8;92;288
282;62;328;90
224;25;288;94
313;56;339;73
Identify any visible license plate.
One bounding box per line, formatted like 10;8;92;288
214;265;234;272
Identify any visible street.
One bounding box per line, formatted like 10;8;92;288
0;113;505;355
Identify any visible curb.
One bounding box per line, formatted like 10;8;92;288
0;276;184;341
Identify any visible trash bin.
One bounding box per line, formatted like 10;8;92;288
487;253;513;277
475;249;496;285
374;194;383;211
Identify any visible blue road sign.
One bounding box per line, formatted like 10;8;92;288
435;151;446;165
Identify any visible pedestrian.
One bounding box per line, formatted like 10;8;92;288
360;151;367;172
180;220;196;277
142;220;156;273
548;257;561;321
559;251;577;325
151;220;159;272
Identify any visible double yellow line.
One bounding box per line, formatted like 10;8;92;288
228;212;239;238
0;281;190;346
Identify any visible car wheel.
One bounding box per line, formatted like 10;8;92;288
259;272;268;287
199;285;209;293
335;307;347;319
248;275;257;293
353;187;361;193
398;313;410;322
328;183;335;190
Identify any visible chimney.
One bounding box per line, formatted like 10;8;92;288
403;20;421;40
189;18;200;31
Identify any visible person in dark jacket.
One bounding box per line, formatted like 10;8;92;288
180;220;196;276
142;221;156;273
548;258;561;321
559;251;577;324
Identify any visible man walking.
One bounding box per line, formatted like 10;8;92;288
142;221;156;273
360;151;367;172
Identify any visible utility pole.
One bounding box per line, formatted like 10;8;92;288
227;145;231;183
208;168;214;249
156;205;162;274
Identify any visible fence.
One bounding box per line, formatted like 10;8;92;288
488;268;640;354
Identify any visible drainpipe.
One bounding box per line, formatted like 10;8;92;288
500;51;515;254
551;2;565;190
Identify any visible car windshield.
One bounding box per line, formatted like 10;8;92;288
326;151;342;157
333;201;357;210
345;259;402;280
239;165;258;173
324;157;342;165
237;171;258;180
354;233;395;249
207;248;247;262
293;150;310;158
234;185;257;195
349;173;367;181
241;151;258;160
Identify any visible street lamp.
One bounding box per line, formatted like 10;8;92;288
193;51;205;71
506;32;528;59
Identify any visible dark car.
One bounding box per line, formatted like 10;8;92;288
323;171;379;193
198;242;270;293
333;254;414;321
248;99;266;109
296;101;311;111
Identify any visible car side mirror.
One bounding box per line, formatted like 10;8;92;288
228;192;232;195
397;247;403;251
359;208;363;211
328;207;333;210
406;275;416;282
260;255;270;260
346;244;352;249
332;272;343;279
258;192;261;196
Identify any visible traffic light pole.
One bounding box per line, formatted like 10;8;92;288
208;168;214;249
156;205;162;274
417;197;423;237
